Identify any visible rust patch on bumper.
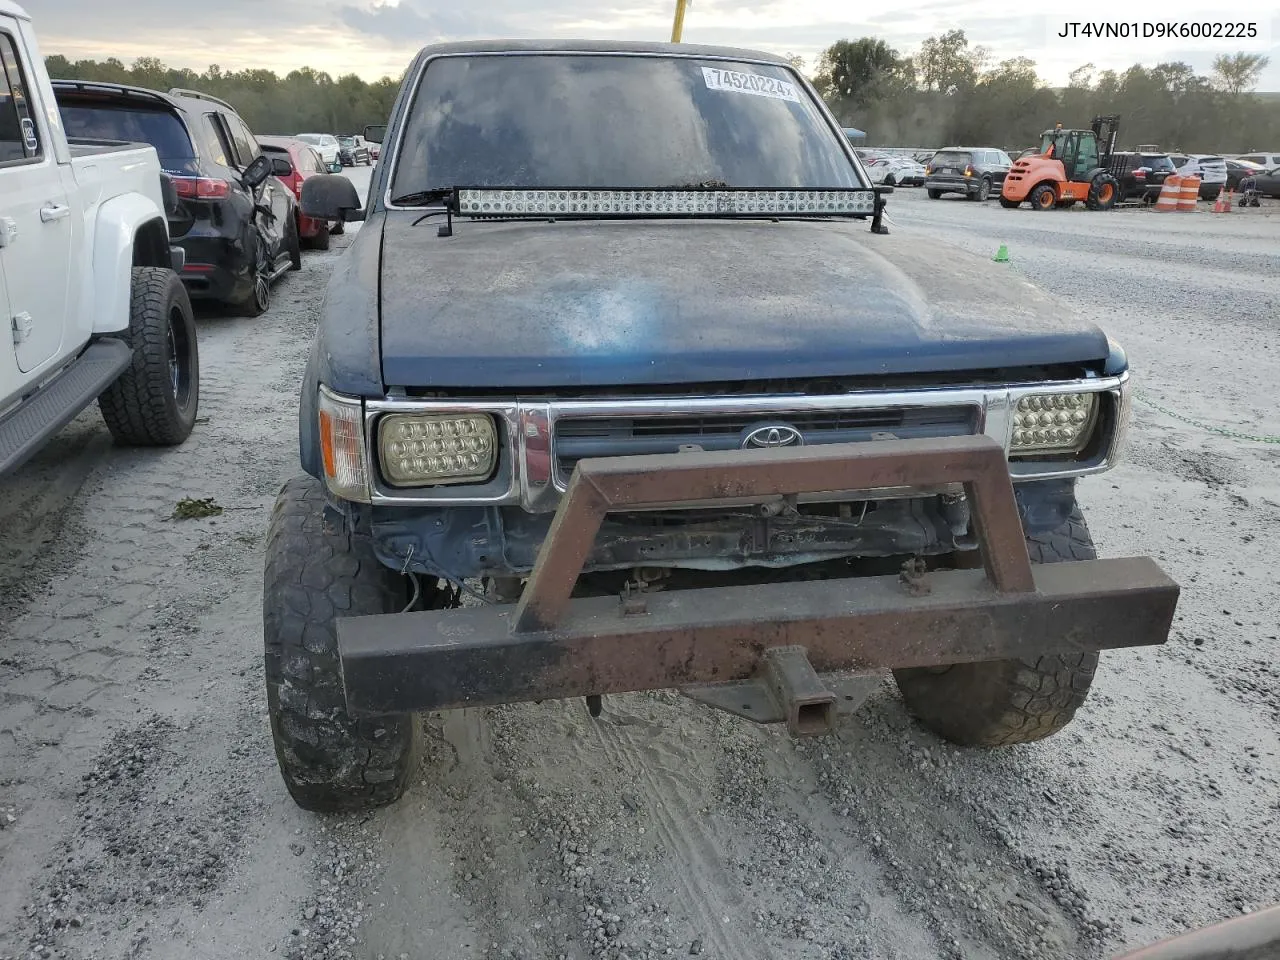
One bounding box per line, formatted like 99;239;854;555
336;436;1179;719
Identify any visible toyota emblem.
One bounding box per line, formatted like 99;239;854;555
742;424;804;448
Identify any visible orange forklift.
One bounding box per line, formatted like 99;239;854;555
1000;116;1122;210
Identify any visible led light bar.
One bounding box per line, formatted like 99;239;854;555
454;188;876;217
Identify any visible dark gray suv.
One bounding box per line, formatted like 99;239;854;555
925;147;1013;201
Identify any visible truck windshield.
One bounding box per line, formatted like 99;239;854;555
59;103;195;170
390;54;861;199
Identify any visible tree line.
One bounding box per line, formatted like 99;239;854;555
812;32;1275;152
43;55;401;138
46;34;1276;153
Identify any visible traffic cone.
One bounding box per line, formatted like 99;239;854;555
1212;190;1230;213
992;244;1010;263
1222;189;1233;213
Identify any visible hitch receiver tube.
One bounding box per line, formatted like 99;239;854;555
762;646;837;737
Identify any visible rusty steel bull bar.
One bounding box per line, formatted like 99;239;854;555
337;436;1179;728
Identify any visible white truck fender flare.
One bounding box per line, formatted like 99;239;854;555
91;192;170;334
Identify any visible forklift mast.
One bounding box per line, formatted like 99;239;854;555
1090;115;1121;165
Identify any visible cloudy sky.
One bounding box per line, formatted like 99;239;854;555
25;0;1280;89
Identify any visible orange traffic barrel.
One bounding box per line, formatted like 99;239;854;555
1177;176;1201;211
1154;175;1181;212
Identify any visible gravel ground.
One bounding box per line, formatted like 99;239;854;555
1;172;1278;960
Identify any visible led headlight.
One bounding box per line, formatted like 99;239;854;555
1010;393;1098;454
378;414;497;486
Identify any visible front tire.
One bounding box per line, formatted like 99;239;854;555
893;507;1100;747
1030;183;1058;210
264;476;455;813
330;220;345;236
927;189;942;199
1086;174;1119;211
998;197;1020;209
98;267;199;446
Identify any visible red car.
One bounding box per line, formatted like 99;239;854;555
258;136;342;250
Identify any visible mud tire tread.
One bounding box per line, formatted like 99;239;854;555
893;507;1100;747
263;475;421;813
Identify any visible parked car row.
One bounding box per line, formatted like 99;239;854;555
52;81;366;316
296;132;376;169
897;138;1280;206
55;83;304;316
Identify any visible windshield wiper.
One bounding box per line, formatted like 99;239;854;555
390;188;454;207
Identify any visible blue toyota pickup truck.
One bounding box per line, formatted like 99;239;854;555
265;40;1178;813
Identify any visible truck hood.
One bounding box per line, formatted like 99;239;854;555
378;216;1109;389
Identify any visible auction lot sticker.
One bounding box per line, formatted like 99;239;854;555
702;67;801;103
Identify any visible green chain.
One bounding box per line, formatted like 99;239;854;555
1135;392;1280;444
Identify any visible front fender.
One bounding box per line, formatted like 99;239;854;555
299;337;323;479
298;216;386;478
91;193;168;333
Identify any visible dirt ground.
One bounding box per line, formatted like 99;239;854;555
2;171;1279;960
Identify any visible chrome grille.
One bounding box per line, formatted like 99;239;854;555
554;406;979;477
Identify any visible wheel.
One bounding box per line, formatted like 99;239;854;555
927;189;942;200
263;475;457;812
233;232;272;317
972;177;991;201
884;174;897;186
1029;183;1057;210
237;272;270;317
98;267;199;446
330;220;345;236
304;220;331;251
286;217;302;271
998;197;1020;209
1086;174;1119;211
364;155;372;166
893;507;1100;747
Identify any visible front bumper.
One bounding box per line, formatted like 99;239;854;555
336;436;1178;726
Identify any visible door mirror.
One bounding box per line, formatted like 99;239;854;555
363;124;387;145
300;174;365;222
241;154;273;190
271;157;294;177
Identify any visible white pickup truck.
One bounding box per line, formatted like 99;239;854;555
0;0;200;475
